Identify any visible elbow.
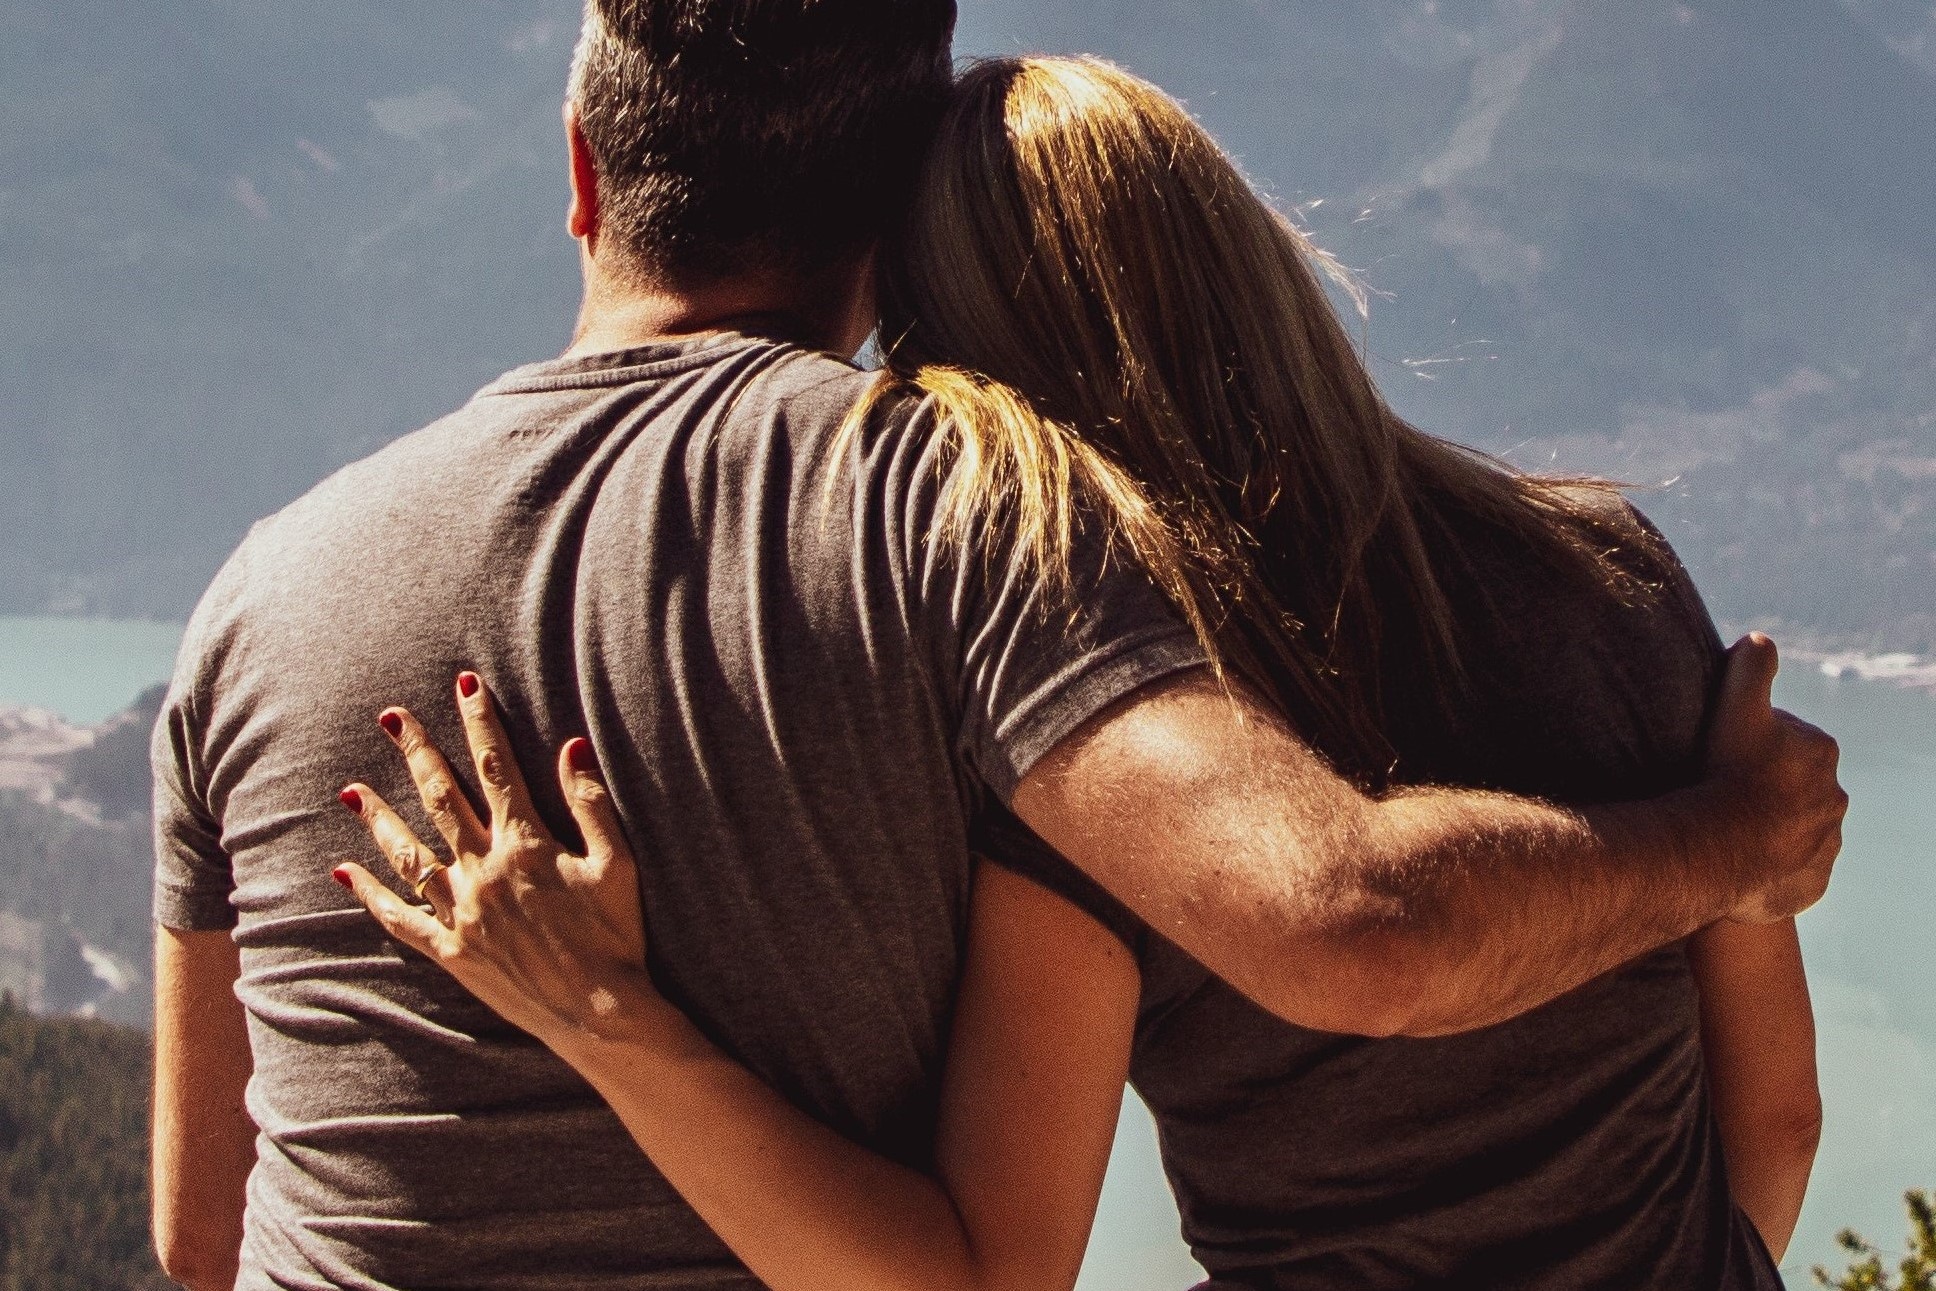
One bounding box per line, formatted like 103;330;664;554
155;1246;238;1291
1242;825;1480;1039
1246;927;1436;1039
1740;1080;1825;1167
153;1215;241;1291
1287;973;1421;1039
1774;1091;1825;1165
1258;935;1520;1040
1717;1085;1823;1199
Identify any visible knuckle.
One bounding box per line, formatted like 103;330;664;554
422;774;460;816
479;749;513;790
501;818;547;853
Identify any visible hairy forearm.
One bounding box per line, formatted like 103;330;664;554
547;992;1016;1291
1016;673;1754;1039
1354;783;1743;1036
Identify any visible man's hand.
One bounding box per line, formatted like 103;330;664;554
1698;633;1847;924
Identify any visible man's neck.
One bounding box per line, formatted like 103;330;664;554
565;254;871;361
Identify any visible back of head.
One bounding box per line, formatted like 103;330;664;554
570;0;956;285
877;56;1647;778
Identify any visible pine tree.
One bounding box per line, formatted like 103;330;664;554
0;994;171;1290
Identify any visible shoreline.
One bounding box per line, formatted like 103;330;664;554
1793;648;1936;694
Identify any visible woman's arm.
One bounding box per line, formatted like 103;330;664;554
557;863;1138;1291
1686;918;1821;1261
336;676;1139;1291
152;926;257;1291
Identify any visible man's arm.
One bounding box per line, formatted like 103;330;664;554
1012;635;1845;1037
153;926;256;1290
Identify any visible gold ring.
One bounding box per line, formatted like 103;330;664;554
412;862;449;902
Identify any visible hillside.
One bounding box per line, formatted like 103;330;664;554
0;996;170;1289
2;0;1931;646
0;691;164;1028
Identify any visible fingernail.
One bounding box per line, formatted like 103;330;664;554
457;672;481;699
565;737;598;775
339;787;363;814
379;711;404;739
331;866;353;890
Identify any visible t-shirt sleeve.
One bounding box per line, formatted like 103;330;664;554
150;556;245;933
890;400;1209;802
152;682;237;932
970;801;1146;952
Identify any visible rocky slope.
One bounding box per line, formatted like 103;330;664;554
0;690;163;1026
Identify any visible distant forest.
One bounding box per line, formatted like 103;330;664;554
0;997;168;1289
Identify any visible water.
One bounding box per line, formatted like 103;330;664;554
0;616;185;723
1777;668;1936;1286
2;621;1927;1286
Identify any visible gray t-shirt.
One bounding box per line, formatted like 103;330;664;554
152;334;1203;1290
992;501;1782;1290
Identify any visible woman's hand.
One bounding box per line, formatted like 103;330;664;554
333;675;1134;1291
334;671;657;1046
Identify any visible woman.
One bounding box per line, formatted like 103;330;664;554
340;57;1818;1289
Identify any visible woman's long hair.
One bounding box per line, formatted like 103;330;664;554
856;56;1648;781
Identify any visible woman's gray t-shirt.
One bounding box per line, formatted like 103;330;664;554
151;336;1204;1289
993;500;1783;1290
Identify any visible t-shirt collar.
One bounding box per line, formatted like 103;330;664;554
479;331;787;397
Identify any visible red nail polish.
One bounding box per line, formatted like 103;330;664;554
339;787;363;814
331;866;353;890
457;672;480;699
566;738;598;775
379;712;404;739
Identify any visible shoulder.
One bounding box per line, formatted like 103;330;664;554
170;395;497;693
1436;484;1726;787
1479;482;1708;624
725;356;958;522
1549;487;1720;656
727;348;931;437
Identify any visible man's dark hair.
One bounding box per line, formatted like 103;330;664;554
570;0;957;284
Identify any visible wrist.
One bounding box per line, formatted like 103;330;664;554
538;969;683;1064
1608;784;1747;930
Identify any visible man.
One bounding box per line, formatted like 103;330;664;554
151;2;1844;1287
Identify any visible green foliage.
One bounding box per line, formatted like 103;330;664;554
1816;1190;1936;1291
0;995;170;1290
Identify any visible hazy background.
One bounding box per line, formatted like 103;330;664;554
0;1;1929;1286
4;0;1933;648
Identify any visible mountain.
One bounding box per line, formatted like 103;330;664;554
0;690;163;1027
2;0;1931;648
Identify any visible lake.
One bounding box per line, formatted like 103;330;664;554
0;615;1928;1288
0;617;184;724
